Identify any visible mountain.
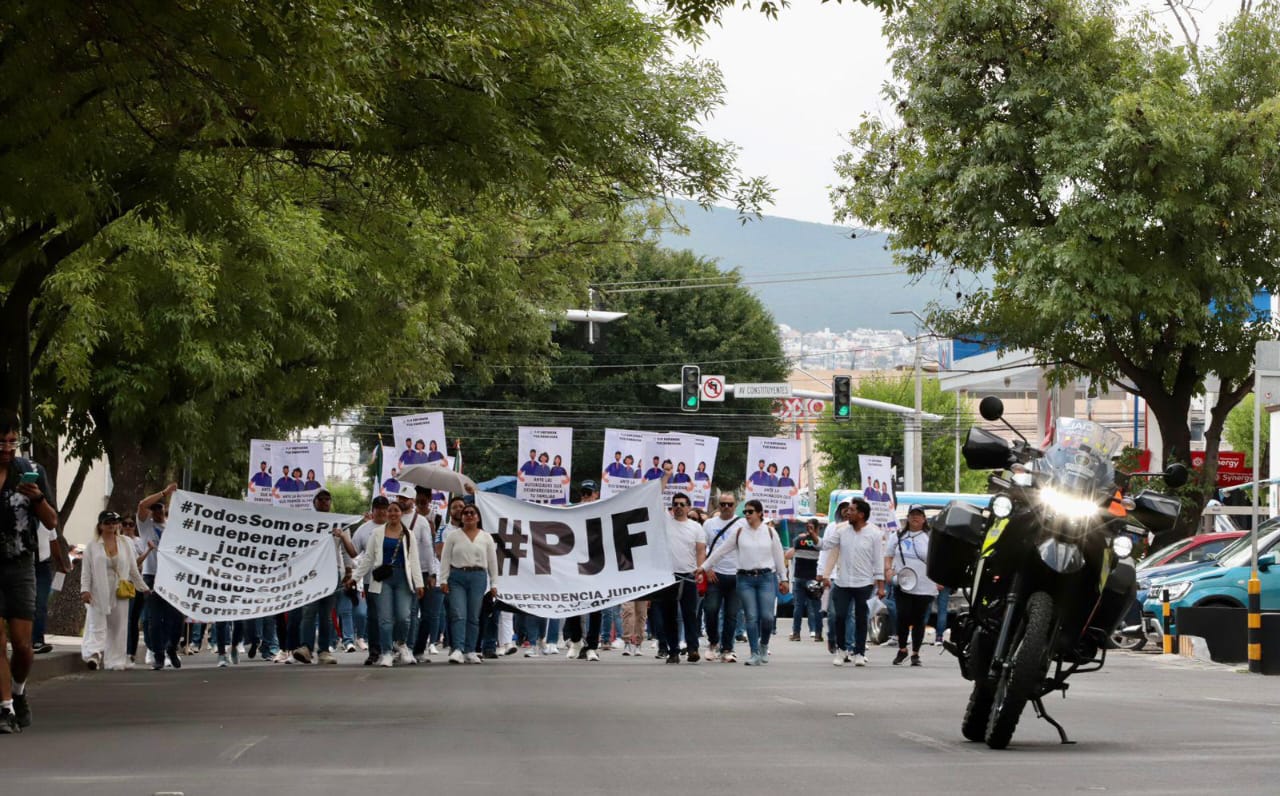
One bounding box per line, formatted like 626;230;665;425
657;200;966;332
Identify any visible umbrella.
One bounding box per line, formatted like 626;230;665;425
396;464;476;496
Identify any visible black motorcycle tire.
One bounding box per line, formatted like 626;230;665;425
985;591;1054;750
961;627;995;741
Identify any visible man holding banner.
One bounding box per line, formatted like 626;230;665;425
653;468;705;664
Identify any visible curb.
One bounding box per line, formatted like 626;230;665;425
30;650;84;684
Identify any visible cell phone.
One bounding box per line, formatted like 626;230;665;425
20;471;41;484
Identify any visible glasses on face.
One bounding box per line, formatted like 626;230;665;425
0;436;28;451
718;502;734;508
743;509;757;515
461;510;478;517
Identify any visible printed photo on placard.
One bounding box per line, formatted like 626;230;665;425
379;445;410;498
743;436;801;517
600;428;649;500
247;439;278;505
688;434;720;509
858;454;899;532
517;426;573;504
271;442;325;510
391;412;449;471
644;433;698;505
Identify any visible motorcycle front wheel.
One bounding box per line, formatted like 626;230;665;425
985;590;1055;750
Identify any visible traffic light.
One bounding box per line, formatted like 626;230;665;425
833;375;851;421
681;365;701;412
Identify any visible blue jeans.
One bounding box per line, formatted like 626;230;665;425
702;572;739;653
884;586;898;639
247;614;281;656
298;589;338;652
447;570;488;655
338;590;356;646
214;621;246;653
791;578;822;637
600;605;622;644
375;570;415;652
33;560;52;645
353;589;368;641
737;571;778;656
935;588;951;640
831;585;874;655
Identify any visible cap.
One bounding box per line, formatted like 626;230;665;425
370;496;390;509
414;485;432;497
907;504;926;515
98;510;123;524
313;488;332;499
580;479;598;493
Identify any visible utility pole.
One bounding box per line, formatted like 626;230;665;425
892;310;926;492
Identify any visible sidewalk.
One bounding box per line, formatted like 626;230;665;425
27;634;85;684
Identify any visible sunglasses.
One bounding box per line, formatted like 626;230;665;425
461;510;479;517
743;509;758;515
122;521;136;527
718;502;735;508
672;503;690;509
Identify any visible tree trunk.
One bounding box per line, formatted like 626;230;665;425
102;422;174;517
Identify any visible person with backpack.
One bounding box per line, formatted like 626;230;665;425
698;499;790;666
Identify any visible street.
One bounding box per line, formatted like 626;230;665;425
8;642;1278;795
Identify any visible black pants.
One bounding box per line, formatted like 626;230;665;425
895;587;933;652
147;587;184;655
565;611;602;649
657;574;701;655
364;586;381;656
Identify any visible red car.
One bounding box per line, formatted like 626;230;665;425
1137;531;1246;571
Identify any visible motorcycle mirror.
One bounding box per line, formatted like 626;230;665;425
1163;463;1188;489
979;396;1005;422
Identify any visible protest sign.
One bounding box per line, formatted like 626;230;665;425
379;445;408;498
154;491;362;622
858;455;899;532
688;434;720;509
643;432;699;505
599;428;648;499
517;426;573;504
744;436;802;517
391;412;449;470
474;480;674;618
247;439;277;505
270;442;325;509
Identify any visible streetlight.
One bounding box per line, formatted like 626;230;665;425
891;310;927;493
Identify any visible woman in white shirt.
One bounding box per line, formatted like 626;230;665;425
439;503;499;664
888;506;940;666
81;511;150;670
350;502;425;667
699;499;789;666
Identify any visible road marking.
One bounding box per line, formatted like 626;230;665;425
898;731;957;753
219;735;267;763
772;696;804;705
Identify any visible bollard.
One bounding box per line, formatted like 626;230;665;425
1248;571;1262;674
1161;589;1174;654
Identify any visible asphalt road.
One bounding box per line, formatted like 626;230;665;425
8;640;1279;795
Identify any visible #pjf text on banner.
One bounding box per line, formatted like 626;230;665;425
154;490;362;622
474;480;674;618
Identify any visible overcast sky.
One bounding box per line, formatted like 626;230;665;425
681;1;1242;225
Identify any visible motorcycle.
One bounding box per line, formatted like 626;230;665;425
928;397;1185;749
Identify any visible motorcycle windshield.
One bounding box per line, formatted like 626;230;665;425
1038;418;1125;498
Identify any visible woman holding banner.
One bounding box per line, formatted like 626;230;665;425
439;503;499;664
350;502;425;668
81;511;150;671
698;499;789;666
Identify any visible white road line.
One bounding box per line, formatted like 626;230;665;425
219;735;268;763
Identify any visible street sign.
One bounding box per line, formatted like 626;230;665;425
700;375;725;402
735;382;793;399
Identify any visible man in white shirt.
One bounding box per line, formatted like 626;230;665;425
699;492;744;662
352;496;390;665
820;498;887;667
654;490;706;664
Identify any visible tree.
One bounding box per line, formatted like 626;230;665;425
661;0;902;39
0;1;765;510
816;373;986;493
832;0;1280;500
368;241;788;491
1224;394;1272;473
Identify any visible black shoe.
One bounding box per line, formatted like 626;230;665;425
483;650;499;659
248;642;259;659
152;659;165;670
0;708;20;734
363;655;377;666
910;655;922;667
166;648;182;669
686;649;701;663
893;649;909;666
814;633;824;642
13;694;30;728
735;633;747;643
34;643;53;655
656;647;668;659
576;647;588;660
666;653;680;664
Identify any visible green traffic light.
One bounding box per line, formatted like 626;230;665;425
838;406;849;416
686;396;697;407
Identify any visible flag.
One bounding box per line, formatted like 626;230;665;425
452;438;463;474
1040;396;1055;448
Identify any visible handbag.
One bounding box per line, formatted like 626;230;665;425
116;579;137;599
372;534;403;582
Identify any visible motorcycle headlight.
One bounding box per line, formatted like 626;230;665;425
1039;487;1100;520
1111;535;1134;558
1157;581;1194;602
991;495;1013;518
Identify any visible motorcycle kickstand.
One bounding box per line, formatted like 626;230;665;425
1031;696;1074;745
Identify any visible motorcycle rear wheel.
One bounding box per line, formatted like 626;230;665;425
985;591;1055;750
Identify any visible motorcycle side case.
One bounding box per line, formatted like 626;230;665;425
927;501;987;589
1089;560;1138;635
1130;491;1181;533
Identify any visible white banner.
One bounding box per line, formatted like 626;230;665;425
517;426;573;504
391;412;449;469
689;434;720;509
858;454;900;532
154;491;362;622
474;480;674;618
247;439;278;505
270;442;325;509
600;428;648;500
744;436;802;517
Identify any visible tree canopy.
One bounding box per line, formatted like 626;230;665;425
833;0;1280;495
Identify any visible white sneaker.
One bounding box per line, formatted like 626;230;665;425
465;652;483;664
217;654;230;668
415;654;430;664
566;641;583;660
344;643;358;653
524;647;541;658
620;643;632;657
396;644;415;665
448;649;464;664
378;652;394;668
428;643;441;655
833;654;845;667
503;643;519;656
543;643;559;655
854;654;867;667
145;650;155;665
611;638;625;650
721;651;737;663
678;640;687;651
586;649;600;662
